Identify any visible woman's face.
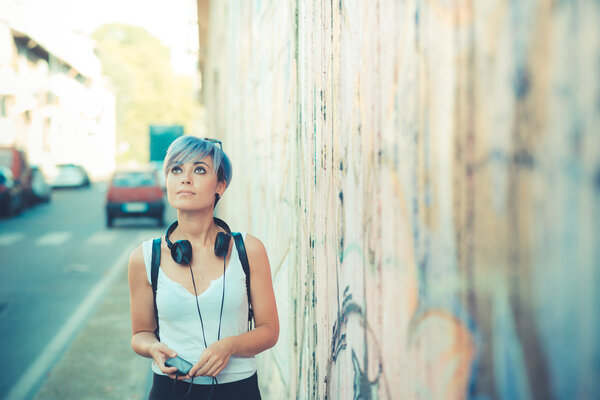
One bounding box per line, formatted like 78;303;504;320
165;155;224;211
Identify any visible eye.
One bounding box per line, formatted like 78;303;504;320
170;166;182;174
194;166;206;174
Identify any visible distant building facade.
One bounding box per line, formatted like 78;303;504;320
0;20;116;179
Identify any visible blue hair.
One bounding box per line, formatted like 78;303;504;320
163;136;232;187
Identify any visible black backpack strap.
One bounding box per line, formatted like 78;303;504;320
232;232;254;330
151;238;161;340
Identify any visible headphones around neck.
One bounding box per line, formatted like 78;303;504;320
165;217;232;265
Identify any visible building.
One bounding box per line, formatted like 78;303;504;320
0;20;116;180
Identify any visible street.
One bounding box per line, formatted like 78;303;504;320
0;184;174;398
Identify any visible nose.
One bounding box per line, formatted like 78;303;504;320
180;169;192;184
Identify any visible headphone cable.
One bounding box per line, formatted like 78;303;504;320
187;254;226;399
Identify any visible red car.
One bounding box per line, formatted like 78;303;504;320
105;168;165;227
0;147;32;215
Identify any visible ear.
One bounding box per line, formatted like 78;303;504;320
216;180;227;197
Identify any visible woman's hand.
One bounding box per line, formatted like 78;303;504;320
150;342;186;380
188;337;236;378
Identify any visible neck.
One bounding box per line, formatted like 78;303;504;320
171;210;219;248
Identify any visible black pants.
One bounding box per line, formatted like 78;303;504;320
148;372;261;400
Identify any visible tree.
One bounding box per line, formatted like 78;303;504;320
93;24;198;163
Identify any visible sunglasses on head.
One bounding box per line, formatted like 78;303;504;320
202;138;223;151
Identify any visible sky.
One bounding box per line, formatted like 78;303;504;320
1;0;200;75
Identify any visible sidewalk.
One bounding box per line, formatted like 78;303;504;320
34;266;151;400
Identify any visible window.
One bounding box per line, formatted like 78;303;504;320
113;172;156;187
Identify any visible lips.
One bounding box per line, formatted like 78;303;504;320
177;190;196;195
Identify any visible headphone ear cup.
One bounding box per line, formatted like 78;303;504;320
171;240;192;265
214;232;231;258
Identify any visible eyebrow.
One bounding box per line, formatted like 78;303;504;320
193;161;211;167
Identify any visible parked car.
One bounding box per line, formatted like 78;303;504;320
30;165;51;203
0;147;32;211
0;166;23;216
105;168;164;227
50;164;91;188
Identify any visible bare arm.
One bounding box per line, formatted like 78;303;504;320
128;244;181;379
231;233;280;355
190;233;279;377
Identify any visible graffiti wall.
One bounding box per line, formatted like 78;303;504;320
202;0;600;399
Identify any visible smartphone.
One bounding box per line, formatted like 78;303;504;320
165;356;193;375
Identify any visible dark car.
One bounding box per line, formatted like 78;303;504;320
105;168;164;227
0;166;23;216
30;165;51;203
0;147;32;212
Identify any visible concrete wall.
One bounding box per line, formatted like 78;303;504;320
203;1;600;399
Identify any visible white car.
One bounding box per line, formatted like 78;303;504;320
49;164;91;188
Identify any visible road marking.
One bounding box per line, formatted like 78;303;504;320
35;231;72;246
64;263;91;273
4;235;142;400
0;233;25;246
84;231;118;246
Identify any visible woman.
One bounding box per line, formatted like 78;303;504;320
128;136;279;399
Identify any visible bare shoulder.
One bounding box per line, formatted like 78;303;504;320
243;233;270;274
128;243;146;275
244;233;267;257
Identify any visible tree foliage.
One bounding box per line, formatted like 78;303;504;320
92;24;198;163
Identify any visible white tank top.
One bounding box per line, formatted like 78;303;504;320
142;233;256;384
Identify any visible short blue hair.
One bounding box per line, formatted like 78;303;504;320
164;136;232;187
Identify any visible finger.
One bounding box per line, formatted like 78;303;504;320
191;354;210;377
154;348;176;365
162;348;177;358
206;362;223;377
166;371;189;380
161;365;178;374
195;364;207;376
197;361;213;377
157;352;178;370
188;358;205;376
188;361;202;378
